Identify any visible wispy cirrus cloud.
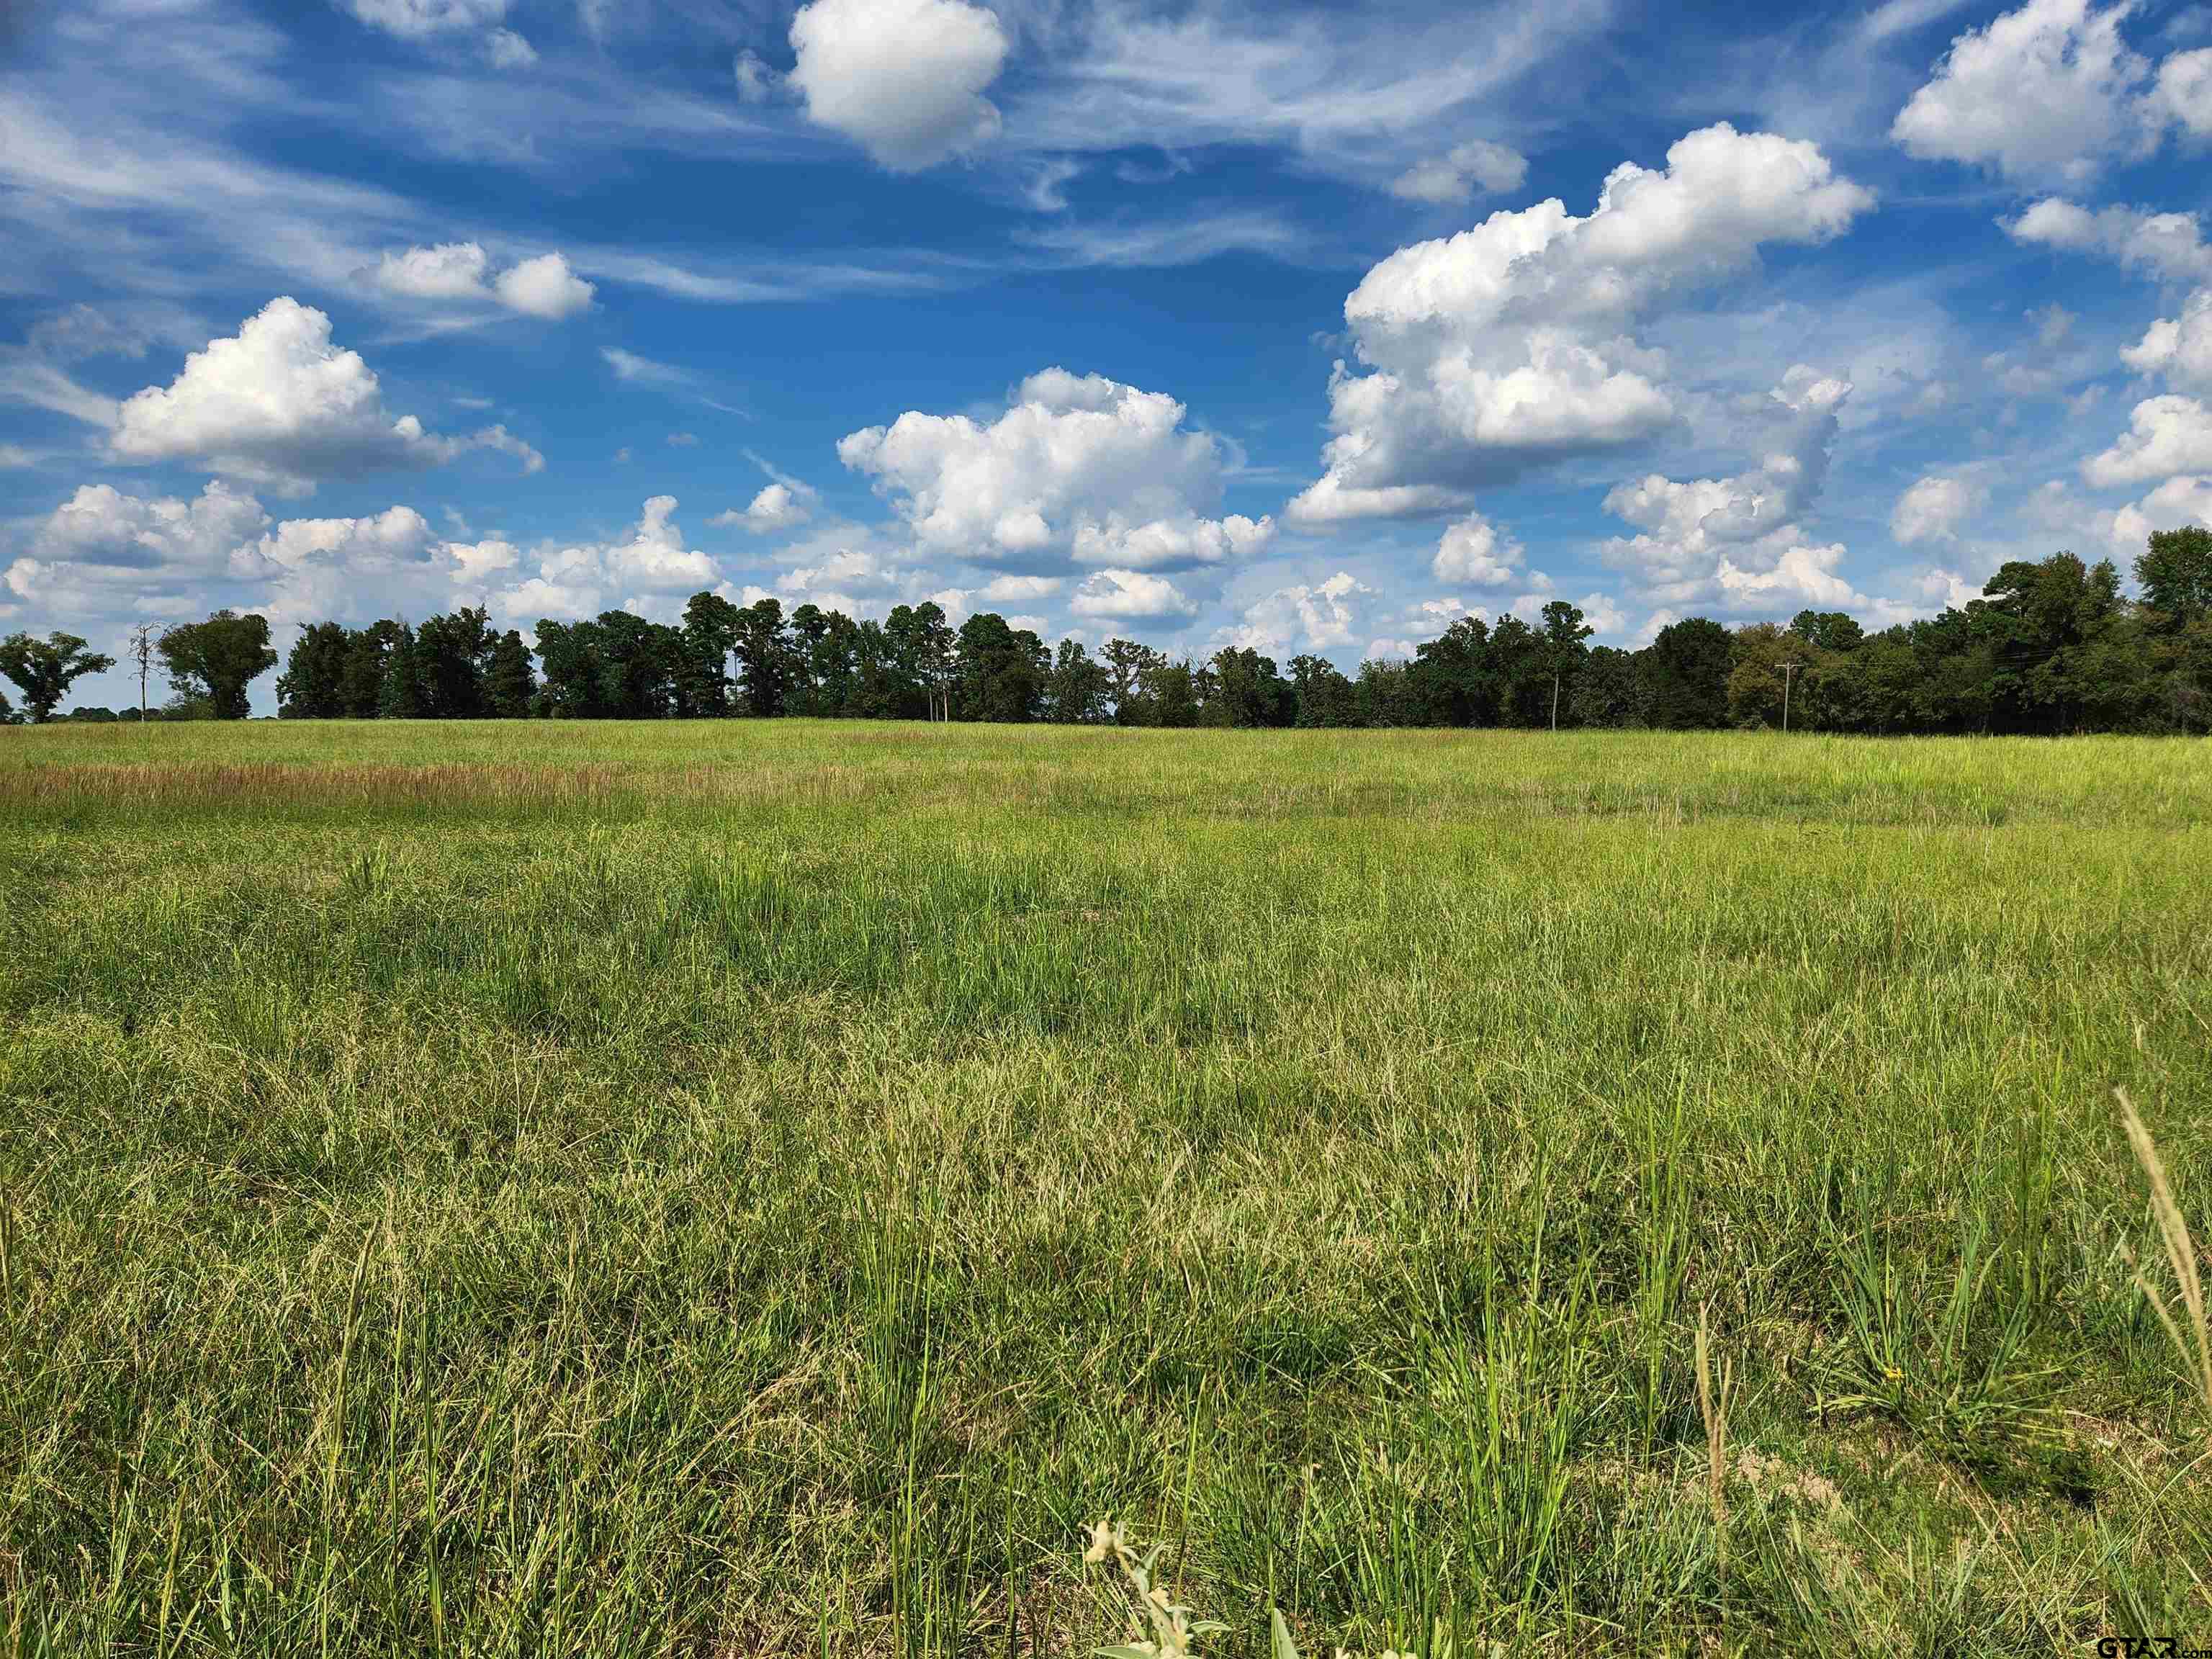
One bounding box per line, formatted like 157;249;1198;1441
999;0;1612;192
1012;207;1313;269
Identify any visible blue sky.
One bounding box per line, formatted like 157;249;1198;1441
2;0;2209;712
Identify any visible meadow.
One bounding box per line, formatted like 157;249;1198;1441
1;719;2208;1656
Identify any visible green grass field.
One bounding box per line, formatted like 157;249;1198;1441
2;720;2209;1655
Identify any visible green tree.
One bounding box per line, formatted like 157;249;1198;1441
1538;601;1593;729
1970;553;2128;733
2117;528;2211;728
1287;655;1357;727
1725;622;1815;729
732;598;792;717
2069;608;2160;731
2154;613;2212;732
277;622;351;718
1195;660;1231;729
953;611;1049;723
0;687;19;727
1568;646;1647;729
680;593;743;716
377;625;428;719
156;611;274;719
1100;638;1162;725
534;612;682;719
593;611;685;717
846;617;904;718
883;601;955;719
1045;638;1110;724
0;630;117;722
881;606;926;718
1642;618;1734;729
414;608;497;717
1910;609;1995;734
1146;657;1198;728
2136;525;2212;633
817;609;866;716
917;603;956;717
1408;615;1495;727
532;620;600;717
1790;609;1863;654
1488;616;1553;726
485;630;536;717
784;603;833;716
1206;647;1292;728
1354;657;1417;727
338;621;405;717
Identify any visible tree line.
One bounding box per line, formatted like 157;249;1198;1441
0;610;279;725
4;530;2208;735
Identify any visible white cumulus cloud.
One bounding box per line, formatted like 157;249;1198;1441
1070;513;1274;570
227;505;439;624
443;537;521;588
1576;591;1630;636
375;244;594;319
2152;48;2212;138
788;0;1008;171
1891;475;1982;544
2003;198;2212;283
713;482;816;534
2100;474;2212;556
493;253;595;319
1070;567;1193;620
2124;288;2212;394
494;498;719;624
9;479;271;623
1219;572;1371;655
1286;124;1874;526
1600;367;1863;616
229;505;433;580
374;243;493;302
110;299;541;495
1388;140;1529;205
34;479;268;575
1431;511;1524;585
839;367;1272;573
1891;0;2156;186
778;544;907;606
978;573;1062;602
1712;541;1865;612
2084;395;2212;485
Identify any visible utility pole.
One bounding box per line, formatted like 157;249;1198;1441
1779;660;1804;733
1550;668;1560;732
126;622;156;722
